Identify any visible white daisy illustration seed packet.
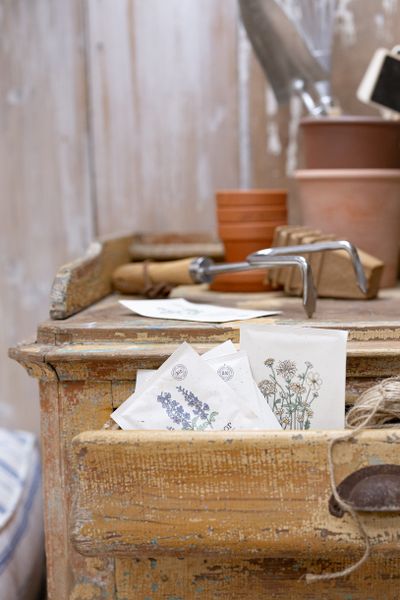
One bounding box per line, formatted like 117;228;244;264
112;342;260;431
240;325;348;430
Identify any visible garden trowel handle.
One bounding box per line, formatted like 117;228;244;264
112;258;196;294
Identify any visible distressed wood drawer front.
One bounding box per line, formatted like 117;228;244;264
71;430;400;560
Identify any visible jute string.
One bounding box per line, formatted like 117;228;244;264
306;377;400;583
142;260;173;299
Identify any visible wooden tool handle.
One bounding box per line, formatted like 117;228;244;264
112;258;196;294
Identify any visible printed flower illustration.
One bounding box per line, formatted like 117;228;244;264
289;383;305;395
307;372;322;390
276;360;297;380
258;379;276;396
157;387;218;431
257;358;322;430
156;392;192;429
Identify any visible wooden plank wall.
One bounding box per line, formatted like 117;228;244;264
0;0;94;432
1;0;399;432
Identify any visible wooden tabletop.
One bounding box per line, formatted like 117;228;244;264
37;285;400;345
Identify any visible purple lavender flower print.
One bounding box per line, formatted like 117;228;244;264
176;386;210;420
156;392;192;429
176;386;218;429
156;387;218;430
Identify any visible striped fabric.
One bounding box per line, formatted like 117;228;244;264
0;429;44;600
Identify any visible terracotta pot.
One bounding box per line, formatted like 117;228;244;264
222;239;276;263
218;221;284;241
217;206;287;223
209;270;271;293
217;189;286;207
295;169;400;288
299;117;400;170
212;189;287;292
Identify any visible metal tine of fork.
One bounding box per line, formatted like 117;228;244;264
247;240;368;295
189;254;317;318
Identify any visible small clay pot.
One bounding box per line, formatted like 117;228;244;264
212;189;288;292
217;206;287;223
295;169;400;288
209;270;271;292
299;117;400;170
222;239;276;263
217;189;286;207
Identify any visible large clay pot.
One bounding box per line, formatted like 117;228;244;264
212;189;287;292
295;169;400;288
299;117;400;170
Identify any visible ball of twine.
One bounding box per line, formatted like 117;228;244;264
346;377;400;429
306;377;400;583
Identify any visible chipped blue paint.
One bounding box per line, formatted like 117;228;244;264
150;558;157;570
150;538;158;546
368;455;384;466
195;586;205;593
151;583;159;592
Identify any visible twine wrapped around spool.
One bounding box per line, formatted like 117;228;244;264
306;377;400;583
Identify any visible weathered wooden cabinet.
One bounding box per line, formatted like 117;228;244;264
10;235;400;599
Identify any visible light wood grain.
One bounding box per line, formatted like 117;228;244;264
115;554;400;599
50;233;134;319
86;0;240;237
0;0;94;432
71;429;400;558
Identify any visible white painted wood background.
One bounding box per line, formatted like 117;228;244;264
1;0;398;432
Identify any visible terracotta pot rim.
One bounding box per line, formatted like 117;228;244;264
300;116;400;127
219;222;284;230
217;206;287;212
295;169;400;179
216;189;287;195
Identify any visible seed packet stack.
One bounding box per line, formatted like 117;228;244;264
112;341;281;431
112;325;348;432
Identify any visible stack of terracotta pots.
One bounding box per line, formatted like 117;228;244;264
211;189;287;292
295;117;400;288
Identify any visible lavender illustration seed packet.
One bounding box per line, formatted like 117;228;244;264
133;340;237;395
112;342;260;431
240;325;348;430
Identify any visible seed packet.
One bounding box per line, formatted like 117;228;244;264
112;342;260;431
202;339;237;359
205;351;281;430
240;325;348;430
135;369;155;394
134;340;237;395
